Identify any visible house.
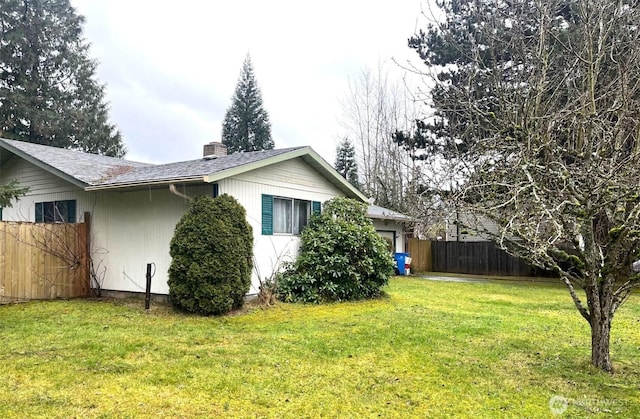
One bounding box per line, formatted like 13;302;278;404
445;210;499;242
0;138;408;296
366;204;412;253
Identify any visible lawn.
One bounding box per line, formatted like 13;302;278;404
1;277;638;418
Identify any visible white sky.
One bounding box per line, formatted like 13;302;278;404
71;0;430;164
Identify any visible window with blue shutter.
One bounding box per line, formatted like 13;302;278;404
35;202;44;222
67;200;76;223
263;195;317;235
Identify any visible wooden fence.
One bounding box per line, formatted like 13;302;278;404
0;217;90;303
407;239;552;277
407;238;432;272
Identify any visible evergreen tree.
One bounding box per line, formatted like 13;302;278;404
168;195;253;315
221;55;273;153
334;138;359;188
0;179;29;207
0;0;125;157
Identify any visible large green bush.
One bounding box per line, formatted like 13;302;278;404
168;194;253;315
278;197;394;303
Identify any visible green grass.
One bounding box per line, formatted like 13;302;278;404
1;277;638;418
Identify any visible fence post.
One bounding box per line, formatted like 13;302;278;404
83;212;91;296
145;263;152;310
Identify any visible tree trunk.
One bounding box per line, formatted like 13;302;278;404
590;315;613;373
586;284;614;373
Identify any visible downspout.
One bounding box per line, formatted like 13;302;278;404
169;184;192;201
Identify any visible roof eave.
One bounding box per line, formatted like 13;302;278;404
300;148;368;201
369;214;415;222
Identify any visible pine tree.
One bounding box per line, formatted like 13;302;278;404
334;138;359;188
0;0;125;157
0;179;29;207
221;55;273;153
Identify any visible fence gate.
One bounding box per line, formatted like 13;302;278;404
0;216;90;304
407;238;432;272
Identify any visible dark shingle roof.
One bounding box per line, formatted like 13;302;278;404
0;138;304;187
0;138;151;186
99;147;303;187
0;138;366;200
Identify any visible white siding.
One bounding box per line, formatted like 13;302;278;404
219;158;348;294
0;156;209;295
1;155;78;196
90;185;211;294
372;219;406;253
0;157;88;222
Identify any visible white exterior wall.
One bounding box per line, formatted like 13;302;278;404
89;185;210;294
372;219;405;254
0;155;87;221
218;157;346;293
0;156;209;294
1;156;349;295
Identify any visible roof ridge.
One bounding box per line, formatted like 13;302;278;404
145;146;307;168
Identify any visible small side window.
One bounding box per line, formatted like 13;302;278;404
35;200;77;223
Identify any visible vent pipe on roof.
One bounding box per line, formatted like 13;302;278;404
203;141;227;159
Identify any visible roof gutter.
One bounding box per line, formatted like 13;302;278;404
84;176;205;191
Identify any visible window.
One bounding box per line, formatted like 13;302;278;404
35;200;76;223
273;197;310;234
262;194;320;235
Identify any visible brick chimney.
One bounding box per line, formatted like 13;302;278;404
203;141;227;158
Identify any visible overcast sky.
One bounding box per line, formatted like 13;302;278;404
71;0;430;164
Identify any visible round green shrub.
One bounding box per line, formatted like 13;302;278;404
168;194;253;315
278;197;394;303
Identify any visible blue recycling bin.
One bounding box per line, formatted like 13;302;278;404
394;252;409;275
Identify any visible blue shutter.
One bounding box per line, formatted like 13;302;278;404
312;201;321;215
66;200;77;223
0;207;3;221
35;202;43;222
262;194;273;235
212;183;219;198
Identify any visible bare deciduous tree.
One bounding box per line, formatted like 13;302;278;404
403;0;640;372
339;63;417;212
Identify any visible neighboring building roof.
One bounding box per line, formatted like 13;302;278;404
367;204;414;222
0;138;367;201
